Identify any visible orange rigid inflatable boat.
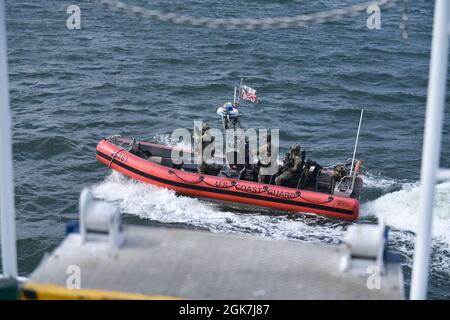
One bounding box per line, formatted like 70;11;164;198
96;136;361;221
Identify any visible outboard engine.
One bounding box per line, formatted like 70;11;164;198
298;160;323;190
316;168;335;194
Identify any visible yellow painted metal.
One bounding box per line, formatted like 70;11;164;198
20;281;182;300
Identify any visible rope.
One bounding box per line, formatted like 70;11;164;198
168;170;204;184
298;194;335;205
201;178;236;188
107;137;135;168
95;0;398;30
168;168;334;204
108;147;128;168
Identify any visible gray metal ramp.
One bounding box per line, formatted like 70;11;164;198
29;225;403;299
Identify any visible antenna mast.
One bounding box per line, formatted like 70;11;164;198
349;109;364;177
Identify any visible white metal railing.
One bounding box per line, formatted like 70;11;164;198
410;0;450;300
0;0;446;300
436;168;450;181
0;0;18;279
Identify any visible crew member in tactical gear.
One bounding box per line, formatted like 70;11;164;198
196;123;217;174
332;165;347;182
275;143;303;187
257;132;272;184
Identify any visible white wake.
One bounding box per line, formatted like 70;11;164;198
92;171;346;243
91;169;450;278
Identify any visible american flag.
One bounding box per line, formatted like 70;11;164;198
240;85;258;103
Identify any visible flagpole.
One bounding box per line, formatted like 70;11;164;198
237;78;243;106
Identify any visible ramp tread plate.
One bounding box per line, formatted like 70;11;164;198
30;226;402;299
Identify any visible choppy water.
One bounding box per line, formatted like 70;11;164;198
4;0;450;299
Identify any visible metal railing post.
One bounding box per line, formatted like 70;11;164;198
0;0;18;278
410;0;449;300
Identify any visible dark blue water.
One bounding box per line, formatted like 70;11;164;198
4;0;450;299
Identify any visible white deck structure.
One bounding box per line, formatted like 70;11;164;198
26;191;403;299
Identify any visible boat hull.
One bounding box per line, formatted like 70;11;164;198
96;139;359;221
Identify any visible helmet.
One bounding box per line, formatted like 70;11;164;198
202;123;210;132
224;102;234;112
290;143;300;153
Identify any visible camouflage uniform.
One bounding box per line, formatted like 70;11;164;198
332;165;347;181
196;123;217;174
257;133;272;184
275;144;303;187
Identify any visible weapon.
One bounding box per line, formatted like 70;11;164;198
281;152;292;170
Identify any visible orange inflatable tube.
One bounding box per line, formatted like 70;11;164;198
96;139;359;221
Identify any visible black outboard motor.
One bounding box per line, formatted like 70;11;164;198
298;160;323;190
